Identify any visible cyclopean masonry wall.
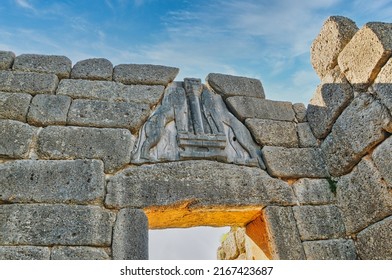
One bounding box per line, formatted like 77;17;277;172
0;15;391;260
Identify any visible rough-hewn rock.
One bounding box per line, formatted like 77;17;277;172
0;246;50;260
293;103;307;123
27;94;71;126
51;246;110;260
0;51;15;70
71;58;113;80
0;92;31;122
218;230;240;260
0;120;35;158
206;73;265;99
0;71;58;95
303;239;356;260
113;64;179;85
262;147;328;178
297;123;318;148
373;58;392;113
292;178;336;205
13;54;72;79
372;136;392;186
0;160;105;204
311;16;358;79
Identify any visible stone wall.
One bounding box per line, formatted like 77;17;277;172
0;15;391;260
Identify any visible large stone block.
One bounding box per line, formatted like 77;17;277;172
245;119;298;148
311;16;358;79
27;94;71;126
0;51;15;70
0;120;35;158
226;96;295;122
303;239;356;260
112;208;148;260
113;64;179;86
262;146;328;178
51;246;110;260
37;126;134;173
356;216;392;260
0;160;105;204
206;73;265;99
68;99;150;133
336;158;392;234
13;54;72;79
293;205;345;240
373;136;392;186
0;92;32;122
292;178;336;205
338;22;392;88
0;246;50;260
0;204;115;246
321;94;392;176
57;79;164;107
297;123;318;148
71;58;113;80
373;58;392;113
293;103;307;123
0;71;58;95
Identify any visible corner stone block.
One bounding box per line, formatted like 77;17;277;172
0;71;59;95
37;126;134;173
292;178;336;205
0;204;115;246
372;136;392;186
0;51;15;70
51;246;110;260
0;92;32;122
13;54;72;79
113;64;179;86
27;94;71;126
0;119;35;159
206;73;265;99
0;246;50;260
71;58;113;81
303;239;356;260
112;208;148;260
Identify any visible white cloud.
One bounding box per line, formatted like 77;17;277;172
15;0;34;10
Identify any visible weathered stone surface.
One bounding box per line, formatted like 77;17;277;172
27;94;71;126
0;120;35;158
68;99;150;133
71;58;113;80
303;239;356;260
0;51;15;70
373;58;392;113
262;147;328;178
307;82;354;139
218;230;240;260
293;205;345;240
263;206;305;259
338;22;392;88
105;160;295;208
293;103;307;123
373;136;392;186
37;126;134;173
57;79;165;107
113;64;179;85
311;16;358;79
292;178;336;205
0;71;59;95
245;119;298;147
112;208;148;260
0;92;31;122
206;73;265;99
13;54;72;79
336;158;392;234
356;216;392;260
0;246;50;260
51;246;110;260
0;205;115;246
297;123;318;148
226;96;295;122
321;94;392;176
0;160;105;204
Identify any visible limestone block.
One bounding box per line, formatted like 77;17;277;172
0;71;59;95
13;54;72;79
0;51;15;70
0;160;105;204
373;58;392;113
336;158;392;234
321;94;392;176
113;64;179;86
373;136;392;186
0;92;32;122
303;239;356;260
112;208;148;260
307;81;353;139
27;94;71;126
293;103;307;123
245;119;298;147
0;204;115;246
297;123;318;148
0;246;50;260
262;146;328;178
338;22;392;88
0;120;35;158
293;205;345;240
226;96;295;122
356;216;392;260
51;246;110;260
37;126;134;173
292;178;336;205
218;231;239;260
68;99;150;133
71;58;113;80
206;73;265;99
311;16;358;79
